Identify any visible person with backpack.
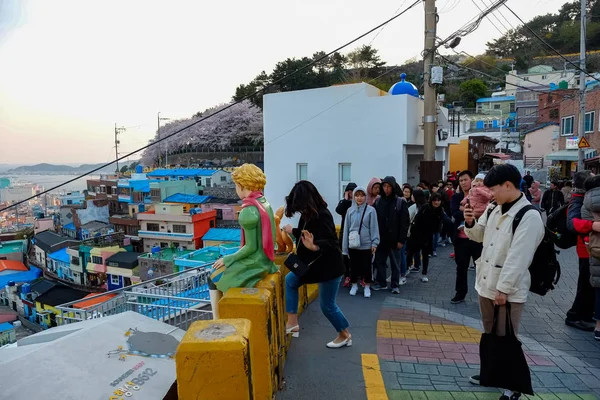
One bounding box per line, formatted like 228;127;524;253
372;176;410;293
463;164;544;400
565;171;596;332
581;175;600;339
342;186;380;298
541;181;565;217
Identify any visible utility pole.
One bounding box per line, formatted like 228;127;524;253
578;0;587;171
114;124;126;176
421;0;442;183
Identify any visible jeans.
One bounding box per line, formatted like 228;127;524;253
432;233;440;252
567;258;595;321
285;273;349;333
454;237;483;296
374;245;406;288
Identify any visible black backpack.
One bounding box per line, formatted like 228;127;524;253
546;203;578;249
486;204;561;296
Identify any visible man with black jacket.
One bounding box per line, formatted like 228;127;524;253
372;176;410;294
336;182;357;287
541;181;565;217
450;170;483;304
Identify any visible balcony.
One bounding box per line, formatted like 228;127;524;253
138;230;194;241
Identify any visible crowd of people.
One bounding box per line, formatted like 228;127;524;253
280;165;600;400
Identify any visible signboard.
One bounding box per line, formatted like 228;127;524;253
579;137;591;149
566;138;579;150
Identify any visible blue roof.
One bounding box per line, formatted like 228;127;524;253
163;194;213;204
524;122;559;135
48;248;70;264
476;96;515;103
147;169;219;178
389;73;419;97
202;228;241;242
63;223;76;231
0;266;41;288
0;322;14;333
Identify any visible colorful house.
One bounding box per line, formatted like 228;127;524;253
137;247;193;282
163;193;213;213
149;179;201;203
201;228;241;247
163;193;241;220
146;168;231;187
32;231;76;270
173;246;236;273
0;322;16;345
105;252;142;290
34;284;88;328
86;246;125;289
137;204;217;252
0;240;27;262
0;261;41;288
47;248;72;282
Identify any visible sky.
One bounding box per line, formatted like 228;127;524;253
0;0;570;165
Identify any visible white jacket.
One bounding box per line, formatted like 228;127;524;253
465;195;544;303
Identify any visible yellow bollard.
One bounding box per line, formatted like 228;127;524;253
256;271;286;387
176;319;252;400
219;288;276;400
307;283;319;304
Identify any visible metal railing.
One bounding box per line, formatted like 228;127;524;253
55;262;214;330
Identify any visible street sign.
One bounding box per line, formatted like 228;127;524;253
579;137;591;149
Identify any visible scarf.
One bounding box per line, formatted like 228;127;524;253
240;191;275;261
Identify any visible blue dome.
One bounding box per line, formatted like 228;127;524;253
389;73;419;97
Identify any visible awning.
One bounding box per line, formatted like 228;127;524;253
484;153;511;160
547;149;597;161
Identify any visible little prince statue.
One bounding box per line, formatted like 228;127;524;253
209;163;279;318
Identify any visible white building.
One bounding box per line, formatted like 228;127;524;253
505;66;578;97
263;77;454;224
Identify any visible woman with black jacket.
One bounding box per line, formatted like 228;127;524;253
406;192;446;282
282;181;352;349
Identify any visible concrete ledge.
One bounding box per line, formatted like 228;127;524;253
176;319;252;400
220;288;276;400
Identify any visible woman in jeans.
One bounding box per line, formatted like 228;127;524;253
282;181;352;348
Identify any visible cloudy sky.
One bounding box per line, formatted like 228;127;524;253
0;0;569;164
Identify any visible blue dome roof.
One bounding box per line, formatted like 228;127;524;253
389;73;419;97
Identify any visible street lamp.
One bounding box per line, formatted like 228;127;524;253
157;112;171;167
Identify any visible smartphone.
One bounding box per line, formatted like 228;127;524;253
466;198;471;207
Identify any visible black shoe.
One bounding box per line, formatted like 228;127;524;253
511;393;521;400
451;294;466;304
499;396;510;400
565;319;596;332
469;374;480;385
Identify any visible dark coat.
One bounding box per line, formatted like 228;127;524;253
374;176;410;248
407;204;444;245
292;207;345;284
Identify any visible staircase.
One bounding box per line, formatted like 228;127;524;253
525;157;544;170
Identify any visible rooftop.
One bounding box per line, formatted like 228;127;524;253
29;278;57;297
147;168;221;178
0;322;14;333
81;221;111;231
202;228;241;242
183;247;221;263
33;231;72;252
0;260;28;273
35;285;88;307
48;248;70;264
72;293;118;309
476;96;515;103
63;222;76;231
138;248;194;262
163;193;213;204
105;252;142;269
0;240;25;255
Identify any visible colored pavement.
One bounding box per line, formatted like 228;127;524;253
278;245;600;400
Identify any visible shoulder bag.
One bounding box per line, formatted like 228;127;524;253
284;221;322;277
348;206;368;249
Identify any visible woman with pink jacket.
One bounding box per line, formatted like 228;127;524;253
366;178;382;206
529;181;542;209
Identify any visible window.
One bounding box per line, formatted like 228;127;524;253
150;189;161;200
339;163;352;199
111;275;121;285
205;178;211;187
160;242;169;248
67;200;72;205
561;116;575;136
493;104;501;110
221;176;227;182
92;256;103;265
484;120;493;129
542;75;547;80
585;111;595;133
296;163;308;181
509;103;516;113
173;224;187;233
147;223;160;232
71;257;80;266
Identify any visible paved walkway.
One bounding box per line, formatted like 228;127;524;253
279;245;600;400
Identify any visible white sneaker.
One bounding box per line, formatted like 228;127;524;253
364;286;371;298
349;284;358;296
421;275;429;282
399;277;407;285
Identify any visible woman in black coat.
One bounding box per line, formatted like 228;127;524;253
282;181;352;348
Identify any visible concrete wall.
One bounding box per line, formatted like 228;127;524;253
449;140;469;173
524;125;558;168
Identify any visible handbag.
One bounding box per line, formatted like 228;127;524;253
479;303;533;395
348;206;368;249
284;222;322;277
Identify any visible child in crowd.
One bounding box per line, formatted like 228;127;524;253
460;173;494;219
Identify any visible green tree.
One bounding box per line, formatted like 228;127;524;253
459;79;488;108
120;165;129;174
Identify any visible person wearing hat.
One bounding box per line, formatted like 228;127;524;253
336;182;358;287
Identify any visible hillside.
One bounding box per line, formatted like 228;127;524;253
7;163;118;174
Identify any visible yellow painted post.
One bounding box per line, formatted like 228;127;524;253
220;288;276;400
306;283;319;304
256;271;285;387
298;284;308;315
176;319;252;400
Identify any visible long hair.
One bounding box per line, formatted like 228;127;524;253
285;181;328;220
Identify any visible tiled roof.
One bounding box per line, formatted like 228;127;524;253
33;231;70;252
202;228;241;242
163;194;213;204
0;260;28;273
0;322;14;333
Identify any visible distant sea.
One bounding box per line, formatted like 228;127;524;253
0;174;102;193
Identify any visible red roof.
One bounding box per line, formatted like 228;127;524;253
72;293;117;309
0;260;28;273
0;312;17;324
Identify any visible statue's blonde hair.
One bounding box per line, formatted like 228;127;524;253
231;163;266;192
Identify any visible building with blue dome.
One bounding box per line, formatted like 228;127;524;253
388;73;420;98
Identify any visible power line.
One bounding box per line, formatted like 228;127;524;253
480;0;516;32
469;0;508;37
0;0;423;213
369;0;410;45
502;3;600;84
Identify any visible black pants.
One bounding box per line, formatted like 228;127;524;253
407;240;432;275
567;257;595;322
343;255;351;278
454;237;483;296
349;249;373;284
